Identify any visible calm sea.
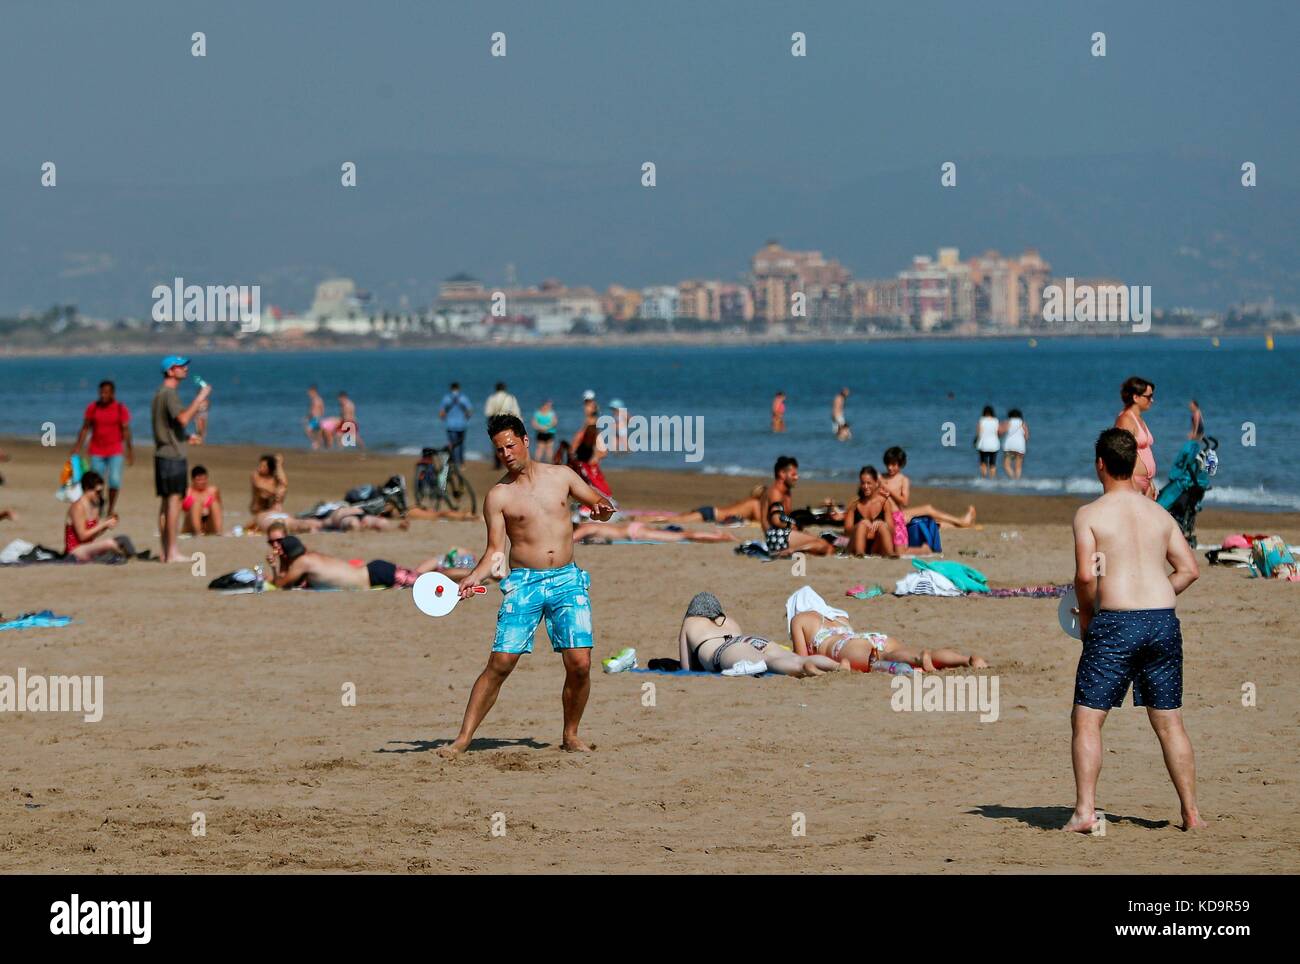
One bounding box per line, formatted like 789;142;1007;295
1;336;1296;511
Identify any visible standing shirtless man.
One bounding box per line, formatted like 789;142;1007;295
1066;428;1203;833
438;414;615;759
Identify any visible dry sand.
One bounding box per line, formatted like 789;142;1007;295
1;438;1296;873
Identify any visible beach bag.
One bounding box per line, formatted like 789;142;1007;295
345;483;378;503
1251;536;1298;580
208;568;265;593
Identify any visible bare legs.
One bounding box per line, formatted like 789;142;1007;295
1066;704;1204;833
848;519;898;557
904;504;976;528
158;494;182;562
1147;708;1205;830
559;649;592;751
438;652;520;759
437;648;593;759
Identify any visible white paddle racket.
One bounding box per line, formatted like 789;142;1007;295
413;571;487;617
1058;587;1083;639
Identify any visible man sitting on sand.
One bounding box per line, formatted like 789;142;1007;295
573;520;737;544
263;524;419;590
678;592;841;677
1065;428;1203;833
759;456;834;557
438;414;616;759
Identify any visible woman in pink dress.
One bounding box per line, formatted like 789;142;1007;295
1115;376;1157;498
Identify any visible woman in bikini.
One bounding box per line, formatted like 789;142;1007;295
1115;376;1157;498
842;467;898;557
677;592;841;677
786;586;987;673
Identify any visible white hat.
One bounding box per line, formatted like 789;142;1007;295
582;389;596;401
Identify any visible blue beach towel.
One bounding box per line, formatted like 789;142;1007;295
628;667;782;679
0;610;73;631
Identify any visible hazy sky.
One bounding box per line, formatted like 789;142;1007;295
5;0;1297;186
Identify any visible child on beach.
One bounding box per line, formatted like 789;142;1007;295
181;464;224;535
877;447;977;542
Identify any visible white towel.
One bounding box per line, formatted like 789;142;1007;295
785;585;849;637
893;570;963;597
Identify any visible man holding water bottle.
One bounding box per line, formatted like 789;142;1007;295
152;356;211;562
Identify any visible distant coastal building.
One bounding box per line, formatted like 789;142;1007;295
638;285;679;321
244;244;1074;343
434;274;603;338
750;240;853;330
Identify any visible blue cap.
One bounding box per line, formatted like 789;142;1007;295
161;355;190;374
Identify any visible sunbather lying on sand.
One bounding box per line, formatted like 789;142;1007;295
678;592;842;677
643;485;764;525
573;521;737;544
786;586;987;672
263;528;418;590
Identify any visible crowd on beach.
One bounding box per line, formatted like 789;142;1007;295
0;355;1214;831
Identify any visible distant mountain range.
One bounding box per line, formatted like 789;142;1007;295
3;149;1295;317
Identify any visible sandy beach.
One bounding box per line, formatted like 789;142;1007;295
1;437;1296;873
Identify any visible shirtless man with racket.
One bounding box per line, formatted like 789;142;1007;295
438;414;615;759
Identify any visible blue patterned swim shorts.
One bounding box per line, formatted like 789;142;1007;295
1074;608;1183;711
493;562;594;654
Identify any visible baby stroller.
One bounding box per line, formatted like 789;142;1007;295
1157;435;1218;547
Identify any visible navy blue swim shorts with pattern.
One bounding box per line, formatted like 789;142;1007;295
1073;608;1183;711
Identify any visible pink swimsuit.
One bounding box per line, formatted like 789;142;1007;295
1123;413;1156;493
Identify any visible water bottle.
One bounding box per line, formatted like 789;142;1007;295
192;374;208;389
253;564;265;592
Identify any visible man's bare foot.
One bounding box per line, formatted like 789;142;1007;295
1180;812;1207;831
399;519;411;530
921;650;937;672
1062;809;1097;833
962;506;976;526
436;741;468;760
561;737;592;752
971;655;989;669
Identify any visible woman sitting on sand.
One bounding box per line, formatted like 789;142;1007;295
678;592;842;677
645;484;765;525
64;470;134;562
250;453;288;515
843;468;898;557
786;586;987;673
